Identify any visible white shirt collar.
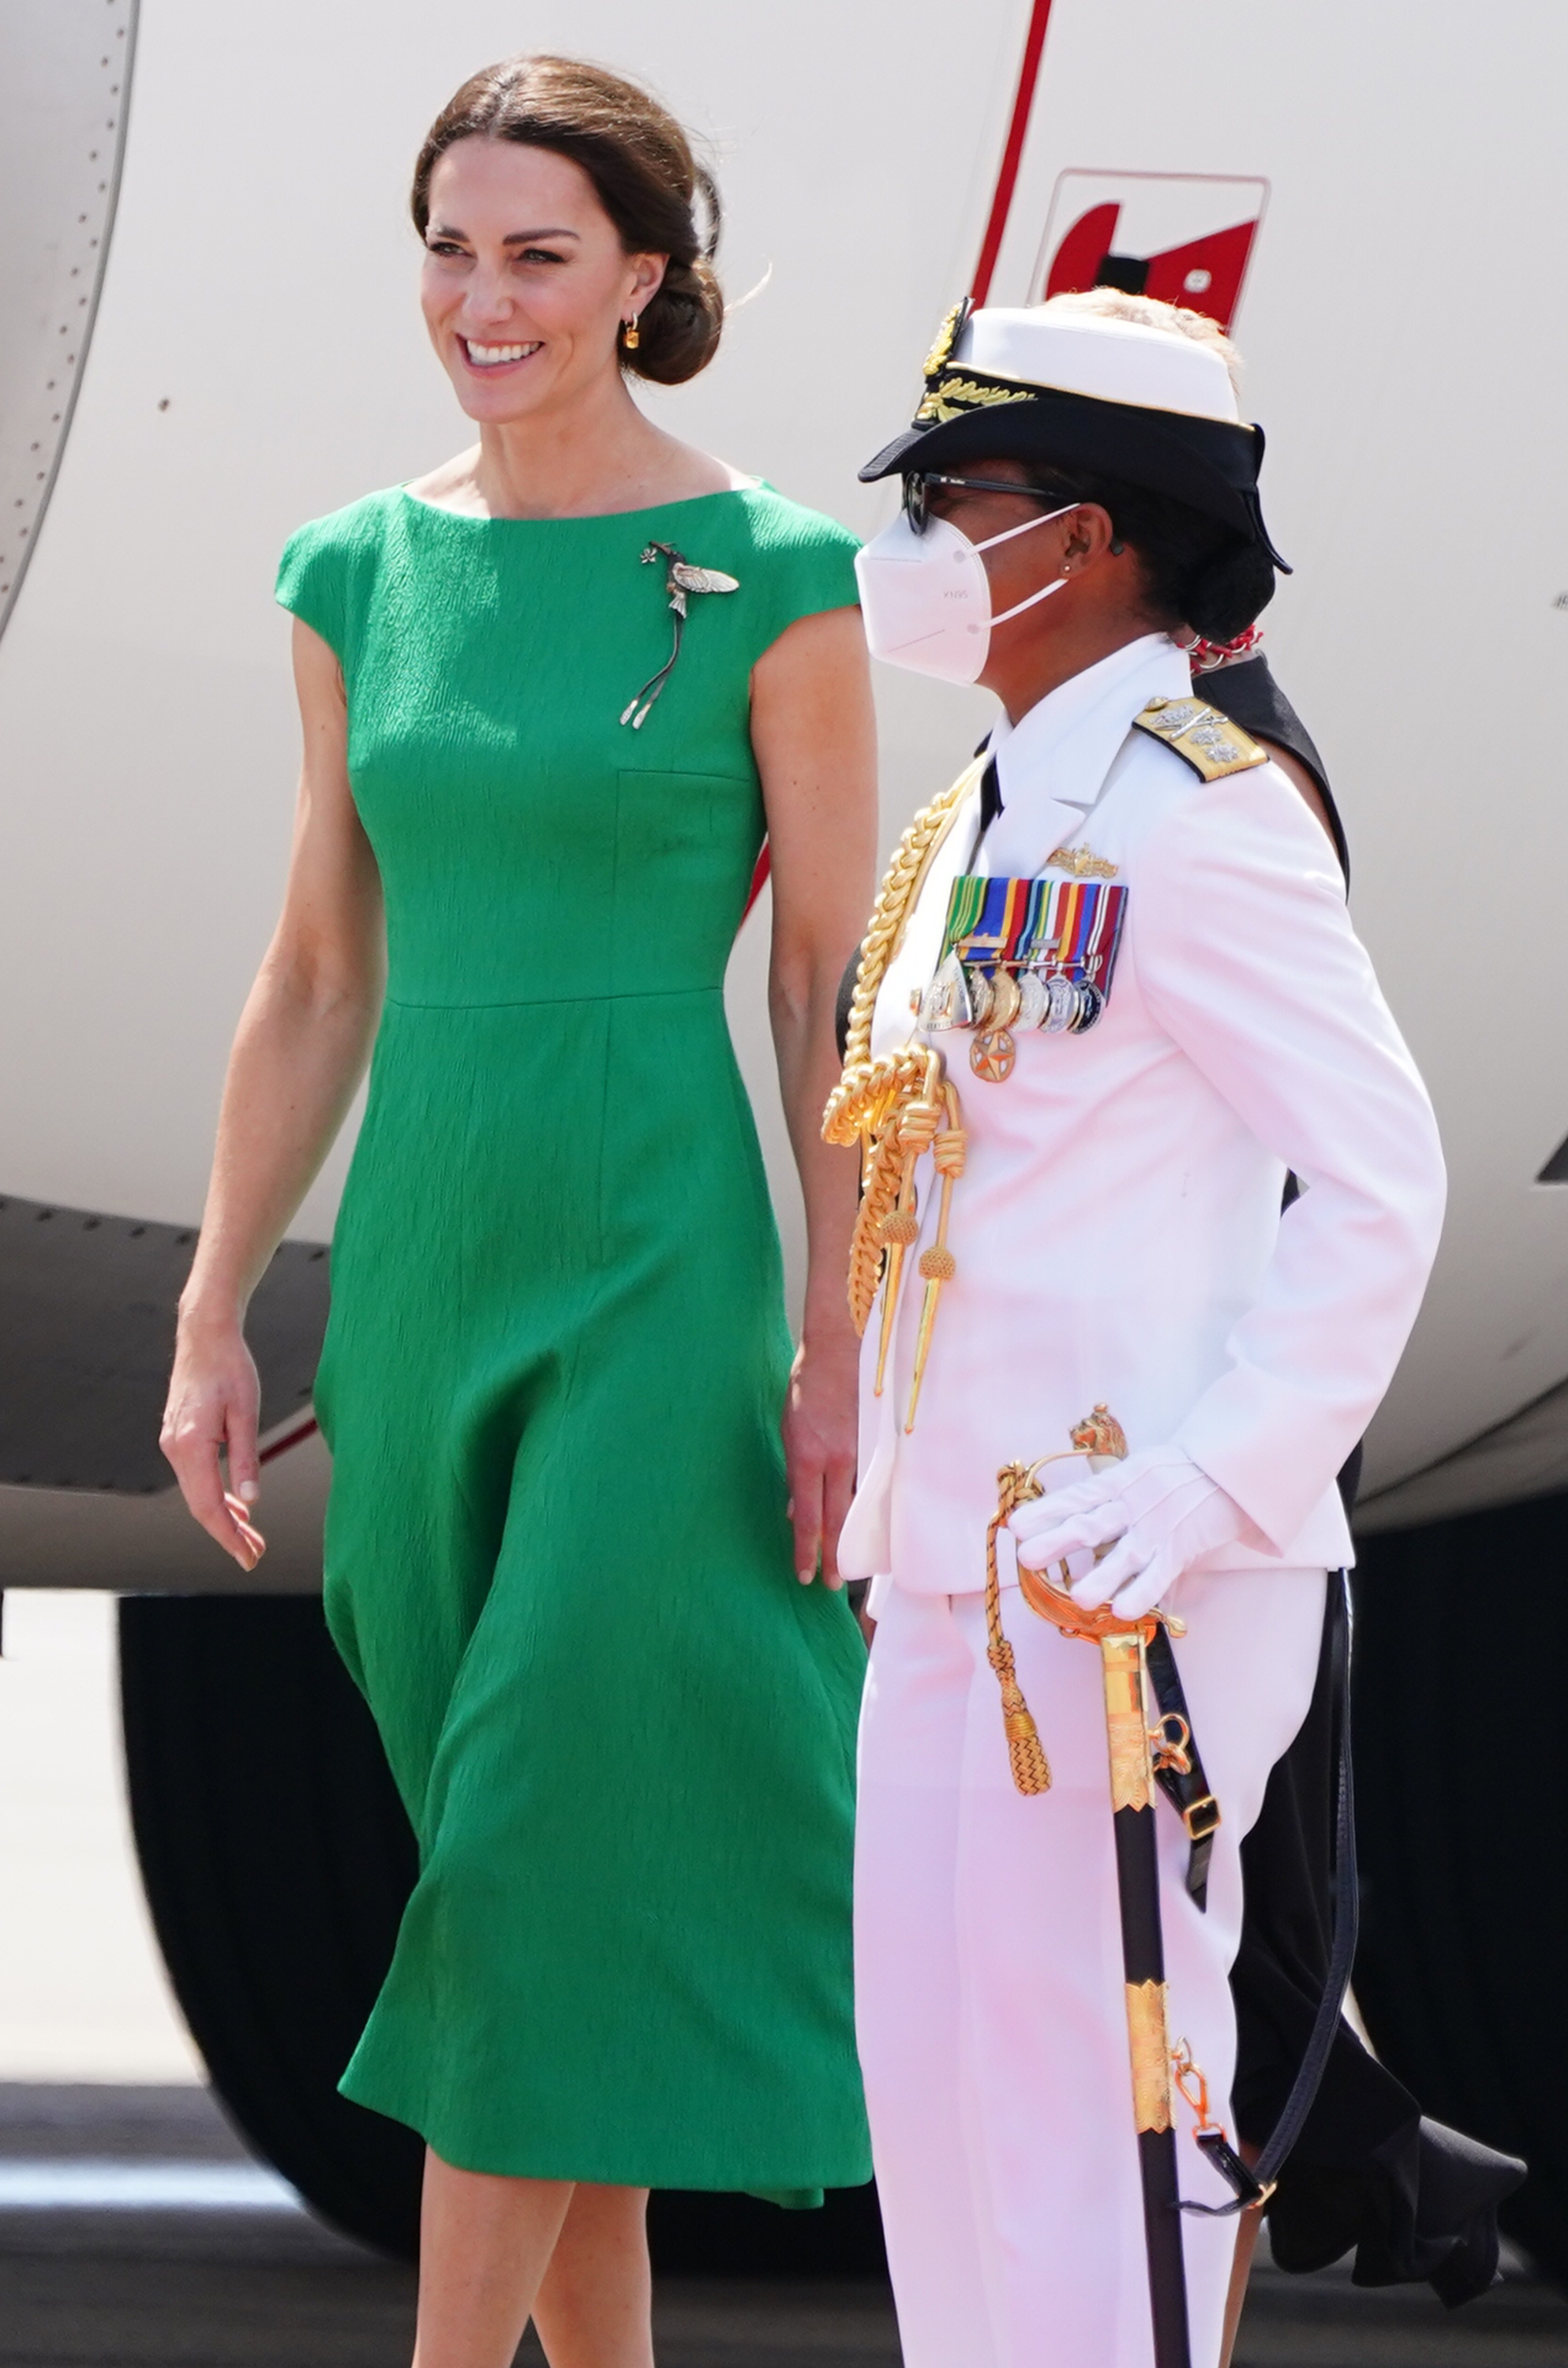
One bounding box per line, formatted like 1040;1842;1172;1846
982;633;1191;870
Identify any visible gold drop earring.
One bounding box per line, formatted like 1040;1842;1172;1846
621;315;641;350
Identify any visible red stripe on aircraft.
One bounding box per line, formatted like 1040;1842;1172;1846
260;1414;320;1463
743;844;771;919
743;0;1060;933
971;0;1057;302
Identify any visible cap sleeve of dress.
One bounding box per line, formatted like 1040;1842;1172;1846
275;516;347;659
743;491;861;662
274;492;389;674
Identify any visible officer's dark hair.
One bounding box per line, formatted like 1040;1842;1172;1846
411;54;724;387
1024;464;1278;644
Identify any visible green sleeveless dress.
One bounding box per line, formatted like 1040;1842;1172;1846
275;485;870;2196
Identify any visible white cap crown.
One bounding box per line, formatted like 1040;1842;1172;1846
955;305;1241;425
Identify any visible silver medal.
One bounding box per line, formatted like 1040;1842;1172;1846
919;953;973;1031
1017;971;1050;1029
1069;980;1105;1032
1043;973;1077;1033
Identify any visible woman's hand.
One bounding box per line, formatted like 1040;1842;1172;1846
160;1314;268;1571
159;616;383;1570
784;1326;861;1588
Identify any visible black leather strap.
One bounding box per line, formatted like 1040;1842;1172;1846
1145;1627;1221;1911
1181;1572;1359;2216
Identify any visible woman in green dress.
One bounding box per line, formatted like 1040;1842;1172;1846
160;54;876;2368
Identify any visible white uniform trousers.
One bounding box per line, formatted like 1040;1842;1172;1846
855;1564;1327;2368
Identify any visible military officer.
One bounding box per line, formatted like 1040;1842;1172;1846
829;294;1446;2368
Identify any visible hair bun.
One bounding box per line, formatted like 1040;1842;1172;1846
1181;539;1278;643
631;252;723;386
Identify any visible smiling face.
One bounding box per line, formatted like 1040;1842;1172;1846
419;137;666;425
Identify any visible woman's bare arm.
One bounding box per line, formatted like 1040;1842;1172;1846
160;619;386;1567
750;605;879;1588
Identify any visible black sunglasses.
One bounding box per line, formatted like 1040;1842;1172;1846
902;472;1074;536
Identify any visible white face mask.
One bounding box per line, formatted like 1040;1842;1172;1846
854;498;1076;685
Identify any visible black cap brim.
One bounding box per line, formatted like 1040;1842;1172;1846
860;384;1289;572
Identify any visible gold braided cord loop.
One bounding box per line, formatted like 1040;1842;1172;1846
838;758;986;1078
825;760;982;1344
839;1048;932;1335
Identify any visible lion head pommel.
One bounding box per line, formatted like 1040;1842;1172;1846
1070;1404;1128;1461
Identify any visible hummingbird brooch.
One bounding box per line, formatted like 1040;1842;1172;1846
620;541;739;729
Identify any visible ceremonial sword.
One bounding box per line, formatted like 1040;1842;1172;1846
987;1427;1196;2368
986;1423;1373;2368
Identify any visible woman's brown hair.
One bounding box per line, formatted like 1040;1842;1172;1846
411;55;723;387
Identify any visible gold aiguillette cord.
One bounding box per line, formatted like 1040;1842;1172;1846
873;1051;942;1396
904;1080;965;1430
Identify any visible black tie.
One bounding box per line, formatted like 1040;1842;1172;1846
979;756;1003;833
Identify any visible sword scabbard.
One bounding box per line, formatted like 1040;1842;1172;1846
992;1433;1194;2368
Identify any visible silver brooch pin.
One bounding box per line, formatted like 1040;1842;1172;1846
620;541;740;729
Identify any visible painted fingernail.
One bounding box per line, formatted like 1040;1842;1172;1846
798;1569;814;1586
238;1482;259;1503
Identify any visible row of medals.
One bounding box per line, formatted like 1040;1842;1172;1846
919;953;1105;1038
917;954;1104;1082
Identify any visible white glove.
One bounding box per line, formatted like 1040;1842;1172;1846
1010;1446;1255;1621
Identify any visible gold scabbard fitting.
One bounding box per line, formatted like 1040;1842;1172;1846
1126;1979;1174;2134
1102;1633;1153;1814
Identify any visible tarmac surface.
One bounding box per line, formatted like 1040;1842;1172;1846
0;2087;1562;2368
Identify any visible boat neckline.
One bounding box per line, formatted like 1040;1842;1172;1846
396;481;767;525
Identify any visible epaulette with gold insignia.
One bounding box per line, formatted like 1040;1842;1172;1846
1132;696;1267;781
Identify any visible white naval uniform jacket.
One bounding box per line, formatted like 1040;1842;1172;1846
840;632;1446;1603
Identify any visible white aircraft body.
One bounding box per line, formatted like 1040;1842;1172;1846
3;0;1566;1593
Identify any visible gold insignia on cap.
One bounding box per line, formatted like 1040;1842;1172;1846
913;301;1040;425
1046;844;1118;880
922;299;970;381
1132;697;1267;781
915;374;1035;426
